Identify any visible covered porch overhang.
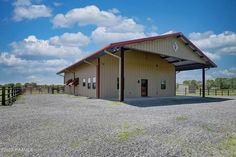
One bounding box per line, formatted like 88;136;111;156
57;32;217;101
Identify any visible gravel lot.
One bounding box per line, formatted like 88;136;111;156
0;94;236;157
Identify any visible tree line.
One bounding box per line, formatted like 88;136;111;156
180;77;236;90
0;82;64;88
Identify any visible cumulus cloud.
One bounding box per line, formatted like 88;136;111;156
52;5;122;28
0;52;69;73
203;51;221;61
13;0;51;21
52;5;152;45
189;31;236;56
0;52;27;66
211;67;236;78
91;27;146;44
10;32;89;57
49;32;90;47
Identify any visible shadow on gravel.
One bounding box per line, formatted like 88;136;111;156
124;97;233;107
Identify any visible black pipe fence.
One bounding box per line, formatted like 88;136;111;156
176;88;236;96
22;86;65;94
0;86;22;106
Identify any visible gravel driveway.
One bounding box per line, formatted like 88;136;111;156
0;94;236;157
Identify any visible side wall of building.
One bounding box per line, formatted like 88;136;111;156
100;50;176;98
74;61;96;97
64;72;74;95
64;60;97;98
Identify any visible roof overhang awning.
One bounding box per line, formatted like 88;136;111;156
57;32;216;74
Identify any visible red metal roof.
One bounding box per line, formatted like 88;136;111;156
57;32;216;74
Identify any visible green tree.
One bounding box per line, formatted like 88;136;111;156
15;83;22;87
183;80;191;85
206;80;215;89
190;80;199;89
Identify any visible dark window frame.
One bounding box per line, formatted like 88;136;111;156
82;78;86;87
88;77;91;89
92;77;96;89
161;80;166;90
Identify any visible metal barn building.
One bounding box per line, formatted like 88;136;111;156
57;32;216;101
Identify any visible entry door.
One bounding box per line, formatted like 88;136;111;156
141;79;148;97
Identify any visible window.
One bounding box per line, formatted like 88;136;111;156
117;77;119;90
161;80;166;90
82;78;86;87
92;77;96;89
88;78;91;89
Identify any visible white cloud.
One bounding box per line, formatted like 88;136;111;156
0;52;27;66
0;52;69;73
189;31;236;55
211;67;236;78
52;5;122;28
13;0;51;21
108;8;120;14
91;27;146;45
53;2;62;7
203;51;221;61
52;5;158;45
49;32;90;47
162;30;176;35
10;32;89;57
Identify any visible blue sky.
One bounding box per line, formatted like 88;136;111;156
0;0;236;84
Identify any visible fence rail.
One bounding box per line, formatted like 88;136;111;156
22;86;64;94
0;86;22;106
176;88;236;96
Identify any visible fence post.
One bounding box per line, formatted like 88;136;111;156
14;87;16;102
208;89;210;95
184;88;187;96
228;90;229;96
199;88;201;96
2;86;5;105
52;85;54;94
221;89;223;96
215;89;217;96
11;87;14;104
8;88;10;105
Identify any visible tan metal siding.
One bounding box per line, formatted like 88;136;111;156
64;61;96;98
100;54;119;98
74;61;96;98
124;50;175;97
100;50;175;98
64;72;74;95
126;37;206;64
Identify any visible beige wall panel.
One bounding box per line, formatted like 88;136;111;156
73;60;96;98
100;51;176;98
64;72;74;95
126;37;206;64
124;51;175;98
100;54;119;98
64;61;96;97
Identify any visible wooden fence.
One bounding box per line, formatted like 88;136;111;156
0;86;22;106
22;86;65;94
176;88;236;96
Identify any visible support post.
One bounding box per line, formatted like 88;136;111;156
96;58;100;99
202;67;205;98
119;48;124;102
